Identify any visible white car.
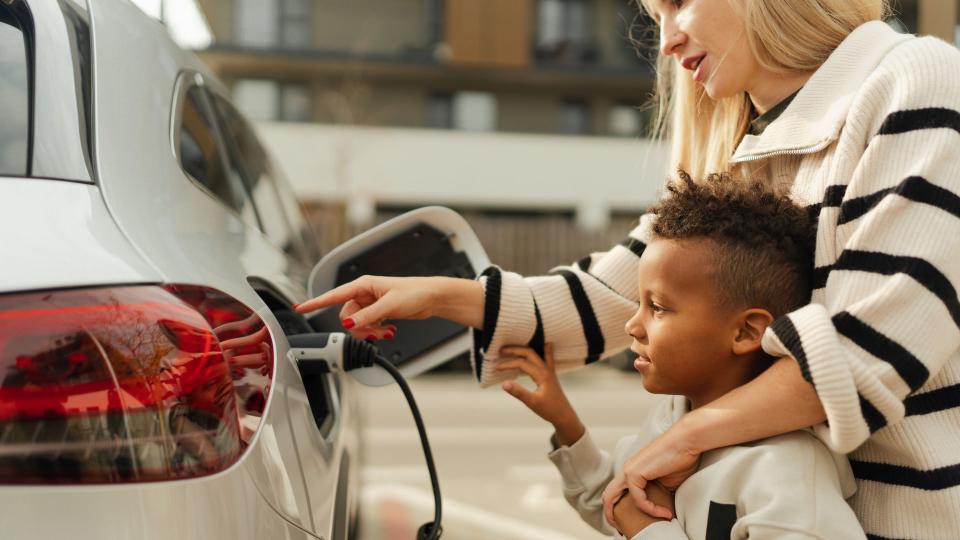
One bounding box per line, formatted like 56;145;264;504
0;1;488;538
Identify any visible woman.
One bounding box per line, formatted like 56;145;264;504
297;1;960;537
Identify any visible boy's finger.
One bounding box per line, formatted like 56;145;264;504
495;358;541;381
544;343;555;370
502;380;535;407
501;346;545;364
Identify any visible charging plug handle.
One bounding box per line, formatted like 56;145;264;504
287;332;443;539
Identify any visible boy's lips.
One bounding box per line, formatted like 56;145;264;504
633;353;652;371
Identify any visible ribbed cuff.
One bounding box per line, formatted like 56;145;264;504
762;303;869;453
469;266;537;387
547;429;611;491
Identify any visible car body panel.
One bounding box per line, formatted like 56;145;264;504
0;0;353;537
85;0;323;532
0;177;160;293
0;471;319;540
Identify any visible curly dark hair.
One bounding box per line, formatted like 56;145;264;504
648;171;816;318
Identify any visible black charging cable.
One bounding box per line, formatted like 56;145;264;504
291;333;442;539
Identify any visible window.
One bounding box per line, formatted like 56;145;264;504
535;0;596;64
608;104;643;138
234;0;278;48
178;87;248;213
279;83;311;122
426;94;453;129
233;0;312;50
0;6;29;176
233;79;312;122
209;93;310;265
279;0;311;49
453;92;497;132
560;99;590;135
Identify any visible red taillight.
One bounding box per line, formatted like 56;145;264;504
0;285;273;484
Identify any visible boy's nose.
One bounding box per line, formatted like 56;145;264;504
624;310;646;341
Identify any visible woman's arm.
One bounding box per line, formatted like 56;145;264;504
295;275;484;338
601;357;824;522
606;35;960;524
298;217;654;385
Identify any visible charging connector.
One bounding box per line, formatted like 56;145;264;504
288;332;443;540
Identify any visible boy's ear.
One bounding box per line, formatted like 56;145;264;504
732;308;774;355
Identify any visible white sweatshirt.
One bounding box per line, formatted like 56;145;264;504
549;396;865;540
472;22;960;539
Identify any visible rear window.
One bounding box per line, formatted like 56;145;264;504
0;6;29;176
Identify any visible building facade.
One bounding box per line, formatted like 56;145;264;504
193;0;959;275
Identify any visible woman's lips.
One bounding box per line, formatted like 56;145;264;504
693;55;707;83
681;54;707;83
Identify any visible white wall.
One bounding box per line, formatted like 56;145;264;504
256;123;670;230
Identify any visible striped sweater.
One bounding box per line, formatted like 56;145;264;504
471;22;960;539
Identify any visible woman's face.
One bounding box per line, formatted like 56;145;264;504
645;0;760;100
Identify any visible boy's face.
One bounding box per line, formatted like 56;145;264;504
624;238;741;404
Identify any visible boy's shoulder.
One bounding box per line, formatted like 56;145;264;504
694;428;856;500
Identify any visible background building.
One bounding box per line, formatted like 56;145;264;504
188;0;959;275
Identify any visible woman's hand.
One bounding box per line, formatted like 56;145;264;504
497;344;585;446
602;420;701;525
611;481;676;538
294;275;479;340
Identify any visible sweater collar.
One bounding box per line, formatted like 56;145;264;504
730;21;912;164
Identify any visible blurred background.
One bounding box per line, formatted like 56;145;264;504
136;1;960;537
142;0;959;278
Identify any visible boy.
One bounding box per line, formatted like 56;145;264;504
495;173;865;539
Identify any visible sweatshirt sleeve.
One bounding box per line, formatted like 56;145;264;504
470;214;654;386
761;36;960;453
547;429;619;536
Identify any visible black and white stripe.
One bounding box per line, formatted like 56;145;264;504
851;459;960;491
554;269;605;364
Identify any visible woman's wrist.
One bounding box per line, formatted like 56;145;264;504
431;277;484;329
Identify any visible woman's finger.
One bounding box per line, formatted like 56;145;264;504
295;280;365;314
627;479;672;520
602;473;627;526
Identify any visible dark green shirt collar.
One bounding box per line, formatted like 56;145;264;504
749;89;801;136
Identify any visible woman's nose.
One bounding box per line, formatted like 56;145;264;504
659;19;686;57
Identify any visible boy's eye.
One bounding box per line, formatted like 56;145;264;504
648;301;665;313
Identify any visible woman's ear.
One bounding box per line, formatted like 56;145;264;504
732;308;774;355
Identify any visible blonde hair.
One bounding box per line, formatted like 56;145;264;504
640;0;888;178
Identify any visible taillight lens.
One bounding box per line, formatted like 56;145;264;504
0;284;273;484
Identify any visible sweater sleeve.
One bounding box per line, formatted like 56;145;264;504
546;429;619;536
761;37;960;453
470;214;654;386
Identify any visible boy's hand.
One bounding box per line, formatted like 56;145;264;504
612;482;675;538
497;344;584;446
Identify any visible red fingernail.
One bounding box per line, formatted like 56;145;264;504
366;334;377;342
342;318;355;329
385;332;395;340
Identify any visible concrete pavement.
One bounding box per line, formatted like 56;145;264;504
355;363;665;539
